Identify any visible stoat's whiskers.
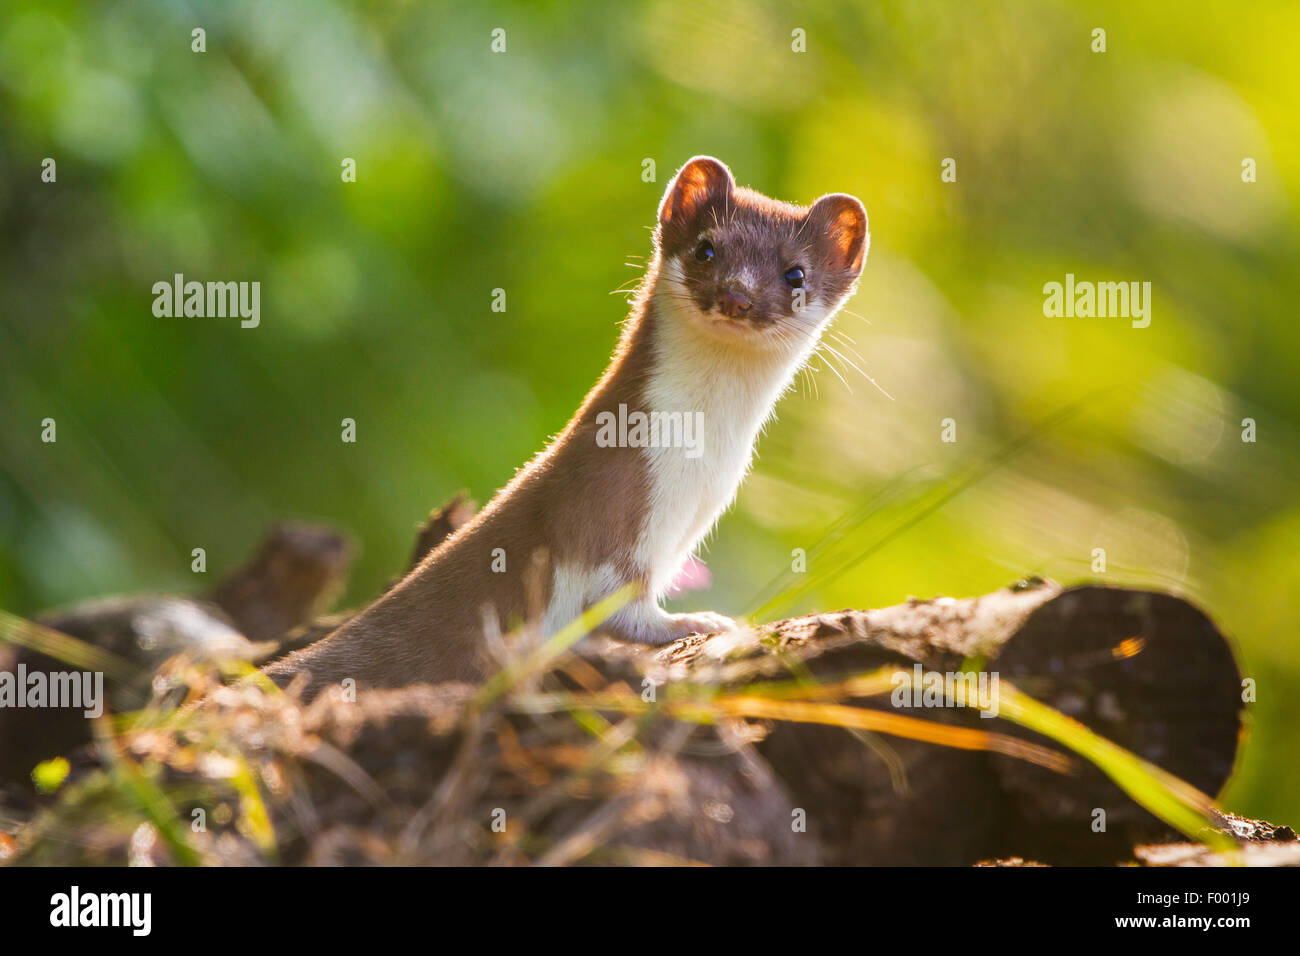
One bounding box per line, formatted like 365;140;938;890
784;312;894;401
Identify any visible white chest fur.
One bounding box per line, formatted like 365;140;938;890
635;289;823;596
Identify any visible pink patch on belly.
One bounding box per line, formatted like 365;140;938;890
664;556;712;596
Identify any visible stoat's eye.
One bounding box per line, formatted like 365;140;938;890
784;267;804;288
694;239;715;263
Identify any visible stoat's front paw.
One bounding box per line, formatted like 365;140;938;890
662;611;737;641
606;605;737;645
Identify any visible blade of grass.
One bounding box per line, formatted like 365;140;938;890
474;583;638;708
509;686;1071;772
227;757;278;861
91;718;201;866
750;396;1095;620
741;467;924;613
0;609;137;683
985;680;1239;857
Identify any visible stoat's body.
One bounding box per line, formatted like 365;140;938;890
267;157;868;697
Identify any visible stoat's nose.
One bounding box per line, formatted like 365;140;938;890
716;289;752;318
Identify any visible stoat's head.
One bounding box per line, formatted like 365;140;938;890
654;156;868;351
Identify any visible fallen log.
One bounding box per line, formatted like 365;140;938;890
588;579;1244;864
0;522;351;786
0;506;1260;865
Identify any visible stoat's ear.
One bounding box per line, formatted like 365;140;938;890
658;156;735;237
808;193;869;276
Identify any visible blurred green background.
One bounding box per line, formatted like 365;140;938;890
1;1;1297;823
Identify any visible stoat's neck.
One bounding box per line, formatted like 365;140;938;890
630;283;827;594
644;282;823;425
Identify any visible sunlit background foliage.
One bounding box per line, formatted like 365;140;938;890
1;1;1297;824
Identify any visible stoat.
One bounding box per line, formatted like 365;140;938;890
266;156;868;697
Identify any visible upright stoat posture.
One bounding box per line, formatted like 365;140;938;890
267;156;867;697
